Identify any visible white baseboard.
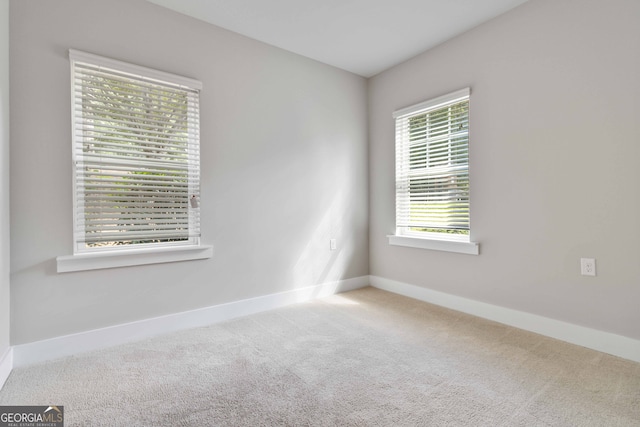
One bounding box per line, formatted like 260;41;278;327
370;275;640;363
12;276;369;368
11;274;639;369
0;347;12;390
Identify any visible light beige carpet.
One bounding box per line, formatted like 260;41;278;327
1;287;639;426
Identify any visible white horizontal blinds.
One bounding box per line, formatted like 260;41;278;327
395;88;470;236
71;51;201;251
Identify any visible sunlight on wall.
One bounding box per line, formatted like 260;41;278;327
289;186;355;298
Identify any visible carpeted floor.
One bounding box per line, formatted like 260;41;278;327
1;287;639;426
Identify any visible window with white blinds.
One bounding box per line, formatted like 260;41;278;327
70;50;202;253
393;88;470;241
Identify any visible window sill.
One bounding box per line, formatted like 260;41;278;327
56;245;214;273
387;235;479;255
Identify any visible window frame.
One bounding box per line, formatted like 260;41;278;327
388;88;479;255
57;50;212;272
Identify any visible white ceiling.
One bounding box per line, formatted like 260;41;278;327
147;0;529;77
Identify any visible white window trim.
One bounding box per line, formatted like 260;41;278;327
57;244;213;273
69;49;202;90
59;50;211;271
387;235;478;255
390;88;480;255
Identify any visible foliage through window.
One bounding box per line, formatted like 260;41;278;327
394;88;470;240
70;50;202;253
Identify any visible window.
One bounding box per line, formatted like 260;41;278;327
389;88;478;255
57;50;212;272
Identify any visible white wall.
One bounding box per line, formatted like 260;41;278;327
369;0;640;340
0;0;10;357
10;0;369;344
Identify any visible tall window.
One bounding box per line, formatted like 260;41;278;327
70;50;202;253
394;88;470;242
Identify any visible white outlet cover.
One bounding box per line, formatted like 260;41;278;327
580;258;596;276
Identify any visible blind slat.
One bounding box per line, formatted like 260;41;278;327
71;50;201;252
394;89;471;236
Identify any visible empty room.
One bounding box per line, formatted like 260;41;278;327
1;0;639;425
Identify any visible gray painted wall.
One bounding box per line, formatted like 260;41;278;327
9;0;639;348
369;0;640;340
1;0;10;356
10;0;369;344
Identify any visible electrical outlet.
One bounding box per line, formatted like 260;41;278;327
580;258;596;276
329;239;337;251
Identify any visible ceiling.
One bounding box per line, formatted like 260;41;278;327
147;0;529;77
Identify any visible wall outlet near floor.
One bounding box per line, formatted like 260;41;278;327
329;238;337;251
580;258;596;276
